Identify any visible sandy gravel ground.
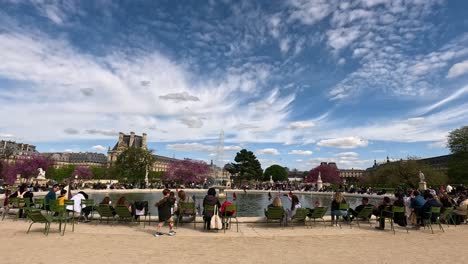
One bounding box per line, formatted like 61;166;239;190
0;217;466;264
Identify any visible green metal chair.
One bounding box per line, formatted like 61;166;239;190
33;198;45;209
388;206;409;235
80;199;95;221
203;204;216;231
115;205;134;223
64;200;76;232
308;207;328;227
221;204;239;233
353;206;375;228
48;200;68;234
265;207;285;227
95;204;116;224
439;207;456;227
26;210;56;236
176;201;196;229
289;208;309;229
422;207;444;234
337;203;350;229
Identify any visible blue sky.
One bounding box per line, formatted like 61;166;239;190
1;0;468;171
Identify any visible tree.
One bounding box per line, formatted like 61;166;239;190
447;126;468;184
228;149;263;181
305;164;341;184
363;159;448;187
447;126;468;153
3;155;53;184
71;166;93;181
263;164;288;182
114;148;155;184
46;165;76;183
91;166;109;180
163;159;210;184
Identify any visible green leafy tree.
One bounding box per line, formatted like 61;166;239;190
363;159;447;188
447;126;468;153
447;126;468;184
228;149;263;181
263;164;288;182
114;148;155;184
91;166;108;180
46;165;76;183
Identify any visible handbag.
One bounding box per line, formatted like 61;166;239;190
210;205;222;230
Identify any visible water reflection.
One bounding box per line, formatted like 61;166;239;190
88;191;384;217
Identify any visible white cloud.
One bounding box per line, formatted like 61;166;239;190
91;145;106;152
317;137;368;149
0;133;16;139
256;148;280;155
326;27;361;50
288;150;313;155
288;0;337;26
447;59;468;78
159;92;200;102
0;27;297;144
334;152;359;159
167;143;241;153
288;121;314;129
427;140;447;149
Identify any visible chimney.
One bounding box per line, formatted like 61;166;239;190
142;133;147;149
129;132;135;147
118;132;124;145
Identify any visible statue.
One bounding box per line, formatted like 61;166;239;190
269;175;273;183
317;172;322;182
419;170;425;182
37;168;46;180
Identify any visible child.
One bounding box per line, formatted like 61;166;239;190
154;189;176;237
58;189;67;206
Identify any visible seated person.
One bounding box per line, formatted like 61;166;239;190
175;190;195;220
453;195;467;224
420;193;441;226
306;200;321;217
349;197;374;221
374;196;392;230
100;196;116;216
57;189;67;206
393;193;407;227
265;196;283;216
330;192;347;226
116;196;133;214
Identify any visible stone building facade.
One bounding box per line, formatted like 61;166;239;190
107;132;147;163
41;152;107;168
0;140;37;159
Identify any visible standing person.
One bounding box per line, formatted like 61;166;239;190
202;187;221;230
45;184;59;211
154;189;176;237
286;194;301;220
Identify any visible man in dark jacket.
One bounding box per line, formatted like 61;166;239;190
44;184;59;211
421;193;441;224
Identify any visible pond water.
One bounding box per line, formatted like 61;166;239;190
88;191;385;217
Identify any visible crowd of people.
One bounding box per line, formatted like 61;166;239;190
1;182;467;236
